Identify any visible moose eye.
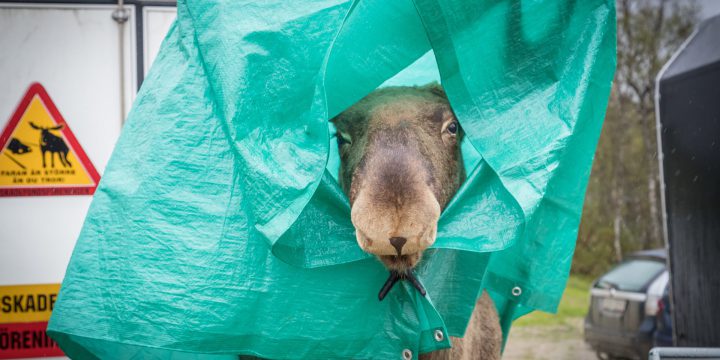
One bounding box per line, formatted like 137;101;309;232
446;121;458;135
336;132;351;147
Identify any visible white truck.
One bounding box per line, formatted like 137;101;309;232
0;2;175;358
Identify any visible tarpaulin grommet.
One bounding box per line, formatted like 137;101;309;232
433;329;444;342
511;286;522;297
402;348;413;360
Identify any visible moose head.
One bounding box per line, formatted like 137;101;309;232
331;85;465;273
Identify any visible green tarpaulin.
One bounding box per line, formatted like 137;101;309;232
48;0;615;358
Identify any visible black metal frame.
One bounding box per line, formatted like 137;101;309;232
133;1;176;88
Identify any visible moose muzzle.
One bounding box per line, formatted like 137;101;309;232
350;177;441;258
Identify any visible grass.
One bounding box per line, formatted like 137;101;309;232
513;275;593;328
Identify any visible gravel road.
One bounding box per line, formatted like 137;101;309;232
503;318;596;360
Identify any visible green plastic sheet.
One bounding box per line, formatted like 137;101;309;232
48;0;615;358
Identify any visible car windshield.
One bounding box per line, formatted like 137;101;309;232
595;258;665;292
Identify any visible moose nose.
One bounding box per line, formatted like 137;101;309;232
389;237;407;256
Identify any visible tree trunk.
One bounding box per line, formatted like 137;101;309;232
648;175;662;248
611;100;625;263
613;206;623;263
608;93;629;262
611;169;623;262
639;109;663;248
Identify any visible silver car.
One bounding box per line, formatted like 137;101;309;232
584;249;669;360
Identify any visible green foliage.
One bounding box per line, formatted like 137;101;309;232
514;276;593;327
573;0;698;278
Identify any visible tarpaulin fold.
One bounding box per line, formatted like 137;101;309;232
48;0;615;358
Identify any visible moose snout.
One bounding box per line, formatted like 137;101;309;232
350;186;441;258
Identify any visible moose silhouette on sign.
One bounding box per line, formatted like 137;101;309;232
29;122;71;168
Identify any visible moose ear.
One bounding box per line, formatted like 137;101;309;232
419;82;447;100
329;113;342;125
330;108;359;127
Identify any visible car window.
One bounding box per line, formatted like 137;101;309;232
595;259;666;292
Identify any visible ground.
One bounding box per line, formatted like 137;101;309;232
503;276;597;360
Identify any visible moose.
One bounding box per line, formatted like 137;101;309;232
331;84;502;360
29;122;71;168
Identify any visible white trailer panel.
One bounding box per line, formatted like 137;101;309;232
0;3;136;285
143;6;176;76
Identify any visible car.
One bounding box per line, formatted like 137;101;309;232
584;249;669;360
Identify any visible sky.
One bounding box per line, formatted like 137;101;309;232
697;0;720;19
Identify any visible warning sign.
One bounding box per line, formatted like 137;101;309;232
0;284;64;359
0;83;100;196
0;284;59;324
0;322;64;359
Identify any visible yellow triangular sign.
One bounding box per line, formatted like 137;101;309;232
0;83;100;196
